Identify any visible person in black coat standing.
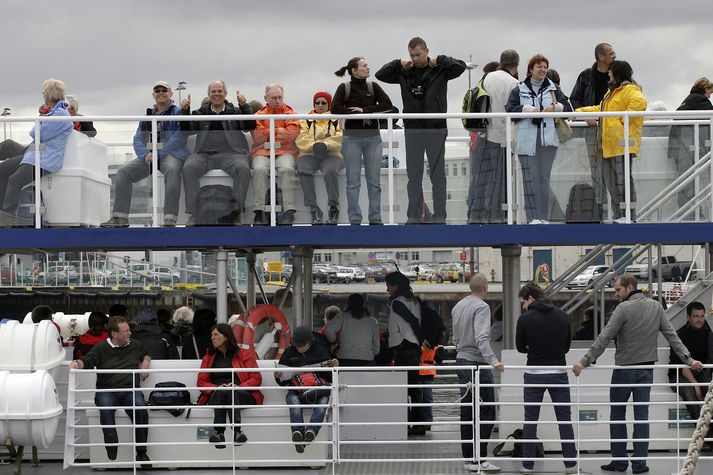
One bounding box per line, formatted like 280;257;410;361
516;282;577;474
668;77;713;219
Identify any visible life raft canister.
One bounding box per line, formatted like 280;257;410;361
233;304;291;359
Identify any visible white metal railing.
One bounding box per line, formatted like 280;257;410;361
1;110;712;228
63;362;712;474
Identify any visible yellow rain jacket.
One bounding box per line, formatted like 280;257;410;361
295;110;343;158
577;82;647;159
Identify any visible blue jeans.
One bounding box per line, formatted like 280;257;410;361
94;389;149;453
456;359;495;462
286;389;330;435
522;372;577;469
342;134;382;224
609;368;653;471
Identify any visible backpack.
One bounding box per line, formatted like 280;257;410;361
344;80;374;101
392;299;446;348
565;183;603;223
148;381;192;417
493;428;544;458
195;185;234;225
15;183;45;226
462;76;491;131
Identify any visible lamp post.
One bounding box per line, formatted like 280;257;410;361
2;108;10;141
176;82;187;104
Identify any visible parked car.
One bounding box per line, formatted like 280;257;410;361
312;264;338;283
43;265;78;284
151;266;181;284
566;265;615;289
625;256;693;281
335;266;365;283
365;263;398;282
103;268;130;284
0;265;16;285
431;263;469;283
402;265;419;282
416;263;439;281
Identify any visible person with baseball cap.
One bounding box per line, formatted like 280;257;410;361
295;91;343;224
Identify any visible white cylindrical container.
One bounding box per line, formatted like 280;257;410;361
23;311;91;339
0;320;64;373
0;370;63;448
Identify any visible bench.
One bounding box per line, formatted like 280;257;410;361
83;359;330;469
499;348;696;452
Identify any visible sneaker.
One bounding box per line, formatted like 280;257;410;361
233;430;248;445
185;215;195;227
613;217;627;224
632;467;649;474
564;465;579;474
600;462;627;472
101;216;129;228
369;220;383;225
209;432;226;449
326;206;339;225
163;217;176;227
464;461;501;472
528;219;543;225
520;467;534;474
311;207;324;225
253;211;267;226
350;220;361;226
135;452;152;469
279;209;295;226
303;429;316;443
292;430;305;453
105;445;118;461
407;426;426;436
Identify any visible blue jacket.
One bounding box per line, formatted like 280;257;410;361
21;100;73;173
506;78;572;156
133;103;188;161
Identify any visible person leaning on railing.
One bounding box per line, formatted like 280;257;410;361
0;78;73;226
572;273;702;474
506;54;573;225
196;323;263;448
575;60;647;223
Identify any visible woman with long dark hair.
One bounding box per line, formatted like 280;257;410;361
325;293;379;366
181;308;217;359
197;323;263;448
331;57;393;225
576;60;647;222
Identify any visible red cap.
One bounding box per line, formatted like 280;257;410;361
313;91;332;108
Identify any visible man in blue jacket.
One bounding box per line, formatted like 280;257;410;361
102;81;188;227
376;37;465;224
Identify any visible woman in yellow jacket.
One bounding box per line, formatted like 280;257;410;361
576;60;647;222
295;92;343;224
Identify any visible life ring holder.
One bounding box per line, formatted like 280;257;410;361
233;304;291;359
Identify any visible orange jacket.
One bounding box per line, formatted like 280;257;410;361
250;103;300;158
419;346;438;377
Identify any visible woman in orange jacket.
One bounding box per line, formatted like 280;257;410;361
197;323;263;448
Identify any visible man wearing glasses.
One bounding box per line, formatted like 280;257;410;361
70;316;153;468
102;81;188;228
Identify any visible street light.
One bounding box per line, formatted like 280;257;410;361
176;82;187;103
2;108;10;141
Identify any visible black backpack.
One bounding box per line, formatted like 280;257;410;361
462;76;491;131
392;299;446;348
565;183;603;223
148;381;192;417
195;185;234;225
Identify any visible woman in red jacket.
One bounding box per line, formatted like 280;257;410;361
197;323;263;448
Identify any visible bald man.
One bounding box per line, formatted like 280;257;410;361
451;274;504;473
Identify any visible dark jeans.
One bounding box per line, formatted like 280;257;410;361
522;372;576;469
297;154;341;209
94;389;149;454
609;368;653;471
456;358;496;462
393;341;427;425
207;388;256;433
670;369;711;420
0;158;36;214
405;129;448;221
286;389;330;435
602;154;637;220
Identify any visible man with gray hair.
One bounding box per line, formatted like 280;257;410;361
65;94;97;137
103;81;187;227
573;273;702;474
470;50;520;223
181;80;256;226
452;273;504;472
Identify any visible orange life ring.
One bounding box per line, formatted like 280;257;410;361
233;304;291;359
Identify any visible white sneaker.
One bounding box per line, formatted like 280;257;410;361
464;461;501;472
613;217;627;224
563;466;579;474
529;219;543;225
520;467;534;474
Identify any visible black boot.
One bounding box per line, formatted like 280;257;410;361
326;206;339;225
311;207;323;225
279;209;295;226
253;210;267;226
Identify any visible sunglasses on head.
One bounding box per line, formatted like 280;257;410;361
153;87;169;93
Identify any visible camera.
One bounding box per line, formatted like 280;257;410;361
410;85;424;97
531;117;543;126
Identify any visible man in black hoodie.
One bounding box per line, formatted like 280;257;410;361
131;308;179;360
516;282;577;474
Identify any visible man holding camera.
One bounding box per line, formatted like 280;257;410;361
295;91;343;225
376;37;466;224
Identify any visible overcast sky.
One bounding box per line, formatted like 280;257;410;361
2;0;713;133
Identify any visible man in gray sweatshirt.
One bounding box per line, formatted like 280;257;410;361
573;273;702;474
452;273;504;473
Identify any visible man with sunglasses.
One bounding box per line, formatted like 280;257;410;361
102;81;187;228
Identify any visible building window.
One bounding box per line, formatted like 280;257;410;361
452;163;458;176
462;164;468;176
411;251;420;261
314;254;322;263
324;253;332;263
444;165;449;177
447;191;452;200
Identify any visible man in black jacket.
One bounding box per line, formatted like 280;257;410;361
376;37;466;224
131;308;179;360
180;80;256;226
516;282;577;474
570;43;616;211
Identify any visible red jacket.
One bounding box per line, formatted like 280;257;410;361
197;349;264;405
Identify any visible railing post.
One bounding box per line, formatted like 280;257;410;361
473;366;480;464
63;367;77;469
151;117;159;227
387;117;395;225
694;123;701;221
709;118;713;221
217;248;228;323
269;118;277;226
505;116;514;224
333;367;340;470
623;114;631;223
34;119;41;228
